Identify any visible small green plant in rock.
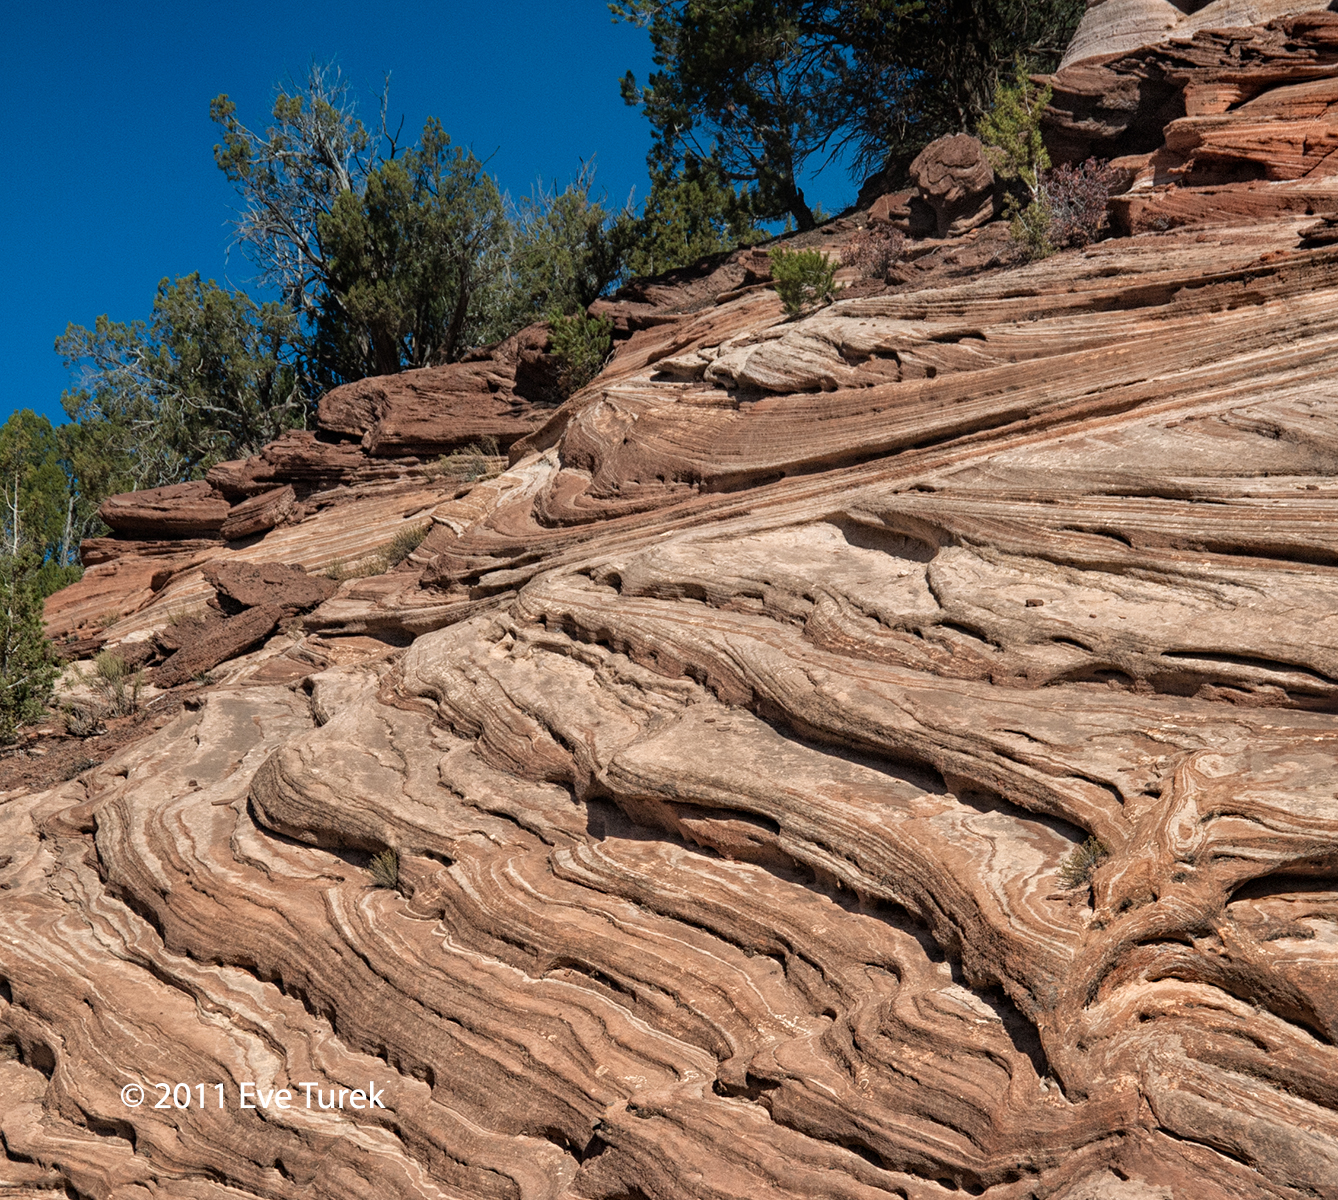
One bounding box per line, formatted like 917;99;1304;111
368;848;401;892
62;703;105;738
382;523;432;568
62;755;100;781
548;310;613;397
979;60;1055;260
1010;198;1054;260
89;650;143;717
1058;836;1109;889
431;437;503;485
768;247;838;316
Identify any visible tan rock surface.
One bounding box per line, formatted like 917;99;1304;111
10;38;1338;1198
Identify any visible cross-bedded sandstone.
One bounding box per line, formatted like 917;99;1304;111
9;13;1338;1195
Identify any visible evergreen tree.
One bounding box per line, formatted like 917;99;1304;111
626;156;765;278
312;120;511;385
613;0;1086;210
0;547;57;742
0;411;83;595
57;274;306;491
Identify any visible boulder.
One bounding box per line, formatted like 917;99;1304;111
97;481;229;538
201;561;336;616
220;485;299;541
153;604;282;688
206;432;374;500
316;323;560;457
909;134;998;237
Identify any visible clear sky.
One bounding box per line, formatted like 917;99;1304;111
1;1;861;431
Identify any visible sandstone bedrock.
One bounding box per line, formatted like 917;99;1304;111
8;6;1338;1197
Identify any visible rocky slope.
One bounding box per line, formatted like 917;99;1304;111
5;8;1338;1198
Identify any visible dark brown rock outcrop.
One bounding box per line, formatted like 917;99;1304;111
909;133;999;236
218;484;299;540
152;604;282;687
317;323;562;456
201;560;336;615
97;480;229;538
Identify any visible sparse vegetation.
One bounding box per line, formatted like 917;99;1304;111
843;225;905;278
1058;837;1109;889
0;549;59;743
430;439;504;485
368;848;401;892
980;62;1056;260
382;523;432;569
88;650;144;717
1044;158;1118;250
62;755;100;780
61;703;105;738
769;247;838;316
190;669;216;686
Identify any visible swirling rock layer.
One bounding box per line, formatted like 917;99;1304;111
10;62;1338;1200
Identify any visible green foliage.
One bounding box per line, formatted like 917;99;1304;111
89;650;143;717
313;120;510;384
502;164;633;326
0;410;84;591
211;62;375;322
57;274;306;491
547;311;614;396
625;156;766;278
1058;837;1109;889
368;848;401;891
978;60;1053;203
214;65;634;386
613;0;1085;219
1009;198;1054;260
382;523;432;568
768;247;838;316
0;549;58;743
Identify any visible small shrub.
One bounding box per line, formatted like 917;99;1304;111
431;438;503;485
62;703;105;739
1006;159;1117;261
1010;198;1055;261
1058;837;1109;889
368;848;400;891
324;558;347;582
62;755;100;780
382;523;432;569
769;247;838;315
94;610;120;630
89;651;143;717
548;311;614;396
191;670;216;686
1045;158;1117;250
979;59;1053;206
843;225;905;278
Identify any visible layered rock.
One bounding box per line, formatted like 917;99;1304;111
317;322;563;456
11;32;1338;1199
1046;6;1338;232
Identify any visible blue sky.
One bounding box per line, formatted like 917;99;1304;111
1;1;860;430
